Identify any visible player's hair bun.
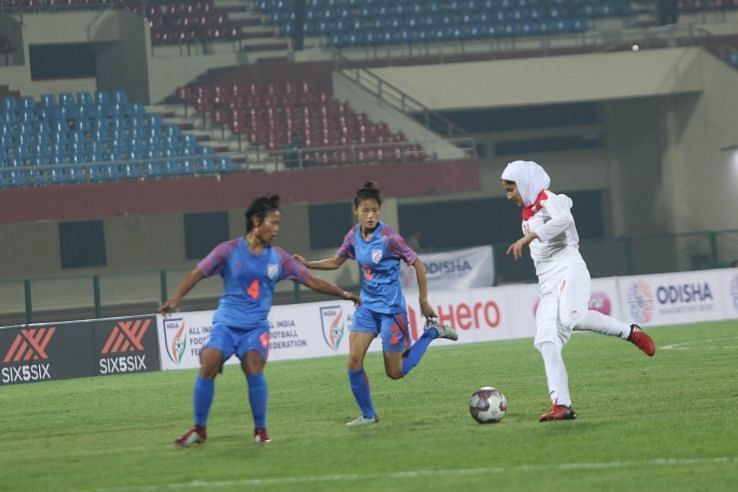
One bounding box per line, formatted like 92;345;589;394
354;180;382;207
245;194;281;232
265;194;280;208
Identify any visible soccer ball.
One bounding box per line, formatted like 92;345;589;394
469;387;507;423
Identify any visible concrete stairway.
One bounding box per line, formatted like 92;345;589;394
145;103;282;172
214;0;291;62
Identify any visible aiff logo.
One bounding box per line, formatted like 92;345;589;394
163;318;187;364
319;305;346;351
627;280;654;324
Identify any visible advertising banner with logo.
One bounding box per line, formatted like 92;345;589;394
405;286;526;345
0;315;159;385
401;246;494;291
155;269;737;372
0;323;91;385
157;287;529;372
92;316;160;376
156;301;379;371
157;282;630;371
500;277;622;334
616;270;727;326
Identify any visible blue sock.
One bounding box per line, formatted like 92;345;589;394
193;375;214;427
247;373;268;429
348;368;376;418
401;328;438;376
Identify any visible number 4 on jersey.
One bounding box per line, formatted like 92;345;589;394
247;279;260;299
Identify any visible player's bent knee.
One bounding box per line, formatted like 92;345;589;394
347;355;364;369
559;309;587;331
534;339;561;353
242;352;266;375
199;364;220;379
386;369;403;380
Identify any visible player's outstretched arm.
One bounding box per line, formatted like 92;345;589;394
159;267;205;314
301;275;360;306
412;259;437;319
293;254;347;271
506;232;538;260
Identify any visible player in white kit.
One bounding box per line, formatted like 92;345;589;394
501;160;655;422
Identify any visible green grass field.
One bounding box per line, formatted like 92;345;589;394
2;321;737;491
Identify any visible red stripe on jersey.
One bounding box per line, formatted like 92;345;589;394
522;190;548;220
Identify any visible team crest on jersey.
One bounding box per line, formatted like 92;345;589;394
371;248;383;264
267;263;278;280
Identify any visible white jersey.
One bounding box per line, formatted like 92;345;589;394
522;190;585;279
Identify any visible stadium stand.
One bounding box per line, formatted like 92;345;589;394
257;0;636;48
0;0;114;11
177;75;428;167
0;89;234;188
119;0;244;45
0;0;285;51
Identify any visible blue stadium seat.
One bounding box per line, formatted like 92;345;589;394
0;88;242;188
3;96;18;114
20;96;35;111
78;92;93;106
254;0;630;47
40;94;57;108
95;91;112;105
112;90;129;105
88;164;108;182
218;156;234;172
59;93;76;107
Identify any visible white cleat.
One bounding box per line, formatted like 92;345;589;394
426;319;458;341
346;415;379;426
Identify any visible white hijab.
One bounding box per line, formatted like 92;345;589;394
501;160;551;207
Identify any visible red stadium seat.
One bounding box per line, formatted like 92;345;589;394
177;76;426;166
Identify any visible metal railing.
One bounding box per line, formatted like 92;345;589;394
493;229;738;284
245;137;477;172
326;21;723;67
0;0;115;13
334;53;470;140
0;154;239;189
2;228;737;327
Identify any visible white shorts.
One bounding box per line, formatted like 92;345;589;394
534;259;591;349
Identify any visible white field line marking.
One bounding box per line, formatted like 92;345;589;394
96;456;738;491
661;336;738;350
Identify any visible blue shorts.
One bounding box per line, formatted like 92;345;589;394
351;305;411;353
202;324;270;362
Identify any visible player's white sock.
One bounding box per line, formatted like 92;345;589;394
538;342;571;407
575;310;630;339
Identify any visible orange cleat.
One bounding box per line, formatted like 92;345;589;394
539;404;577;422
175;425;206;447
628;324;656;357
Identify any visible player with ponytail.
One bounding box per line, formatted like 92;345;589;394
295;181;457;426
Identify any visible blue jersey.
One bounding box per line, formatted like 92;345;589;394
337;222;418;314
197;237;310;329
